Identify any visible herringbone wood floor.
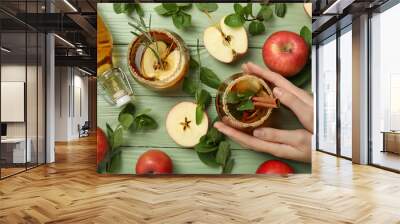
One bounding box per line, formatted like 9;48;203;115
0;135;399;224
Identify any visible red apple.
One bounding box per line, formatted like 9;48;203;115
135;150;173;174
262;31;309;77
97;127;109;164
256;160;294;174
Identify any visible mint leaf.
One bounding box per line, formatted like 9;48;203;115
195;89;211;108
257;5;273;21
226;92;240;104
134;114;158;130
216;141;231;166
113;127;123;149
113;3;124;14
244;3;253;17
119;113;134;130
196;104;204;125
195;3;218;13
207;128;224;145
196;151;219;167
162;3;178;12
223;159;235;174
249;21;265;36
224;13;245;28
154;5;169;15
300;26;312;46
172;12;191;29
237;99;255;111
233;3;244;16
275;3;287;18
200;67;221;89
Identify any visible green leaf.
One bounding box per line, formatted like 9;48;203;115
113;127;123;149
105;123;114;148
237;91;255;99
118;113;134;130
257;5;273;21
206;128;224;144
249;21;265;36
124;4;136;15
196;151;219;167
113;3;124;14
237;99;255;111
182;76;198;96
288;63;311;87
154;5;169;15
195;3;218;13
134;114;158;130
177;3;192;10
119;103;135;120
134;4;144;17
200;67;221;89
275;3;287;18
216;141;231;166
300;26;312;46
244;3;253;17
224;13;245;28
195;144;218;153
195;89;211;108
222;159;235;174
189;57;199;70
226;92;240;104
196;104;204;125
162;3;178;12
233;3;244;16
172;12;191;29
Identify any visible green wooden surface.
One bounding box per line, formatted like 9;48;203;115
97;3;312;174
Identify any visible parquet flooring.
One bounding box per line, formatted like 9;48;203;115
0;135;400;224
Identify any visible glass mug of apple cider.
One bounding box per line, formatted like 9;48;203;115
216;73;279;130
127;29;189;90
97;15;134;107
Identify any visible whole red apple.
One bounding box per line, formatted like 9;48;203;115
256;160;294;174
97;127;109;164
135;150;173;174
262;31;309;77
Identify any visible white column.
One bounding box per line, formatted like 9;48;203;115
352;14;369;164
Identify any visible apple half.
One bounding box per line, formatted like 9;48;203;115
203;17;248;63
166;102;208;147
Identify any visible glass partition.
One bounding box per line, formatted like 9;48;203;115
370;3;400;171
317;36;337;154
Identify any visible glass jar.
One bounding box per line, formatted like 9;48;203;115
127;29;190;90
98;68;134;107
216;73;277;130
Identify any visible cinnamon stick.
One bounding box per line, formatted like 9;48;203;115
252;96;280;109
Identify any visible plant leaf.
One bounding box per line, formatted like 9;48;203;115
118;113;134;130
134;114;158;130
288;63;311;87
224;13;245;28
134;4;144;17
172;12;191;29
257;5;273;21
162;3;178;12
196;151;219;167
182;76;198;96
275;3;287;18
119;103;135;119
226;92;240;104
200;67;221;89
207;127;224;144
300;26;312;46
196;104;204;125
112;127;123;149
222;159;235;174
216;141;231;166
237;99;255;111
195;89;211;108
113;3;124;14
177;3;192;10
195;142;218;153
233;3;244;16
249;20;265;36
154;5;169;15
195;3;218;13
244;3;253;17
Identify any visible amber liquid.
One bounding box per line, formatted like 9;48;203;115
97;15;113;76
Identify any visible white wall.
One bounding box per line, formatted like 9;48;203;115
54;67;89;141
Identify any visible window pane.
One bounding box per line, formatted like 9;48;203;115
340;29;352;158
317;37;337;154
371;3;400;171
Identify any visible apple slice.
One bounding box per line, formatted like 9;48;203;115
141;41;180;81
166;102;208;147
304;3;312;18
203;17;248;63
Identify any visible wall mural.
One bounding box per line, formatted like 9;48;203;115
96;2;312;175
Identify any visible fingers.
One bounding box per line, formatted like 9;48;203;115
214;121;308;162
242;62;313;107
273;87;313;133
253;128;310;146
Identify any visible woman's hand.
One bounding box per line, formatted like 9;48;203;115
214;62;313;163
